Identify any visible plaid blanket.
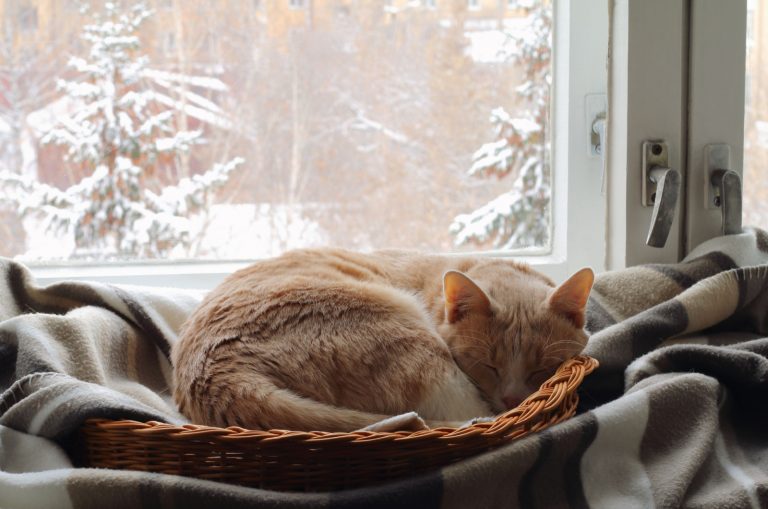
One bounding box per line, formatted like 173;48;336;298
2;229;768;508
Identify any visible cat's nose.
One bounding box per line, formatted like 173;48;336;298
502;396;522;409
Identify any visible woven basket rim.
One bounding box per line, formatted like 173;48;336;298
81;355;599;491
85;354;598;440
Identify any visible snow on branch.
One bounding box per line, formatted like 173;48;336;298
143;69;229;92
0;0;243;260
451;1;552;250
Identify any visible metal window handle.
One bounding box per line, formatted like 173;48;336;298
711;169;742;235
592;116;607;194
646;166;681;247
642;141;680;248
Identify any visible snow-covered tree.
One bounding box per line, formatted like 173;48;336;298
450;1;551;250
0;1;242;259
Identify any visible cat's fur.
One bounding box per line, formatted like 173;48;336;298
172;248;593;432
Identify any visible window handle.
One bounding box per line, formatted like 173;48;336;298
645;166;681;247
711;169;742;235
591;116;607;193
642;141;680;248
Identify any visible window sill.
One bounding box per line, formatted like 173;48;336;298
26;251;571;290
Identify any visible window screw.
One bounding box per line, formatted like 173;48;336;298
651;144;663;156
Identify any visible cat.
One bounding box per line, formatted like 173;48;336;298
172;248;594;432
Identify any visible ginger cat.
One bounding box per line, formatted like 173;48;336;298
172;248;593;432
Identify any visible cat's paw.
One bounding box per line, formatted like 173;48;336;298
360;412;429;432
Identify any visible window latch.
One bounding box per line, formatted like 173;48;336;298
587;94;608;194
642;141;681;248
705;144;742;236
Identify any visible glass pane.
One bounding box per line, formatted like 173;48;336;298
745;0;768;227
0;0;552;263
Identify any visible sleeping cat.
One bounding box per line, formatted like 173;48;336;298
172;248;593;432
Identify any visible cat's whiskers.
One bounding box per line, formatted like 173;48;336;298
544;342;583;352
541;355;568;364
462;358;487;372
450;342;491;359
451;336;489;348
540;325;555;353
543;339;583;349
541;348;581;360
542;341;583;356
454;331;491;343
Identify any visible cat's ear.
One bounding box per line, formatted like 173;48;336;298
547;267;594;328
443;271;491;324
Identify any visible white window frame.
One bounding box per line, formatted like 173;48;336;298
29;0;610;288
606;0;747;268
606;0;689;267
685;0;746;251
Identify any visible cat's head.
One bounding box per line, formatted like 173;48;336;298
439;263;594;413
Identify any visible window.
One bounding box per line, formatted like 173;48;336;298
289;0;305;9
468;0;480;10
2;0;609;287
744;0;767;229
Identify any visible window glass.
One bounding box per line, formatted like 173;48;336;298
0;0;552;262
744;0;767;228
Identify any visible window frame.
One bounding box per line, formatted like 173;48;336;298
684;0;746;252
605;0;689;268
605;0;747;268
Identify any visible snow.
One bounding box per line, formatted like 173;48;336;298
199;204;327;259
464;30;511;64
489;107;540;135
16;202;326;262
349;111;409;144
755;120;768;148
463;17;534;63
510;0;538;8
154;131;202;153
26;97;74;136
152;91;232;130
3;0;552;260
143;69;229;92
383;1;422;15
0;0;244;261
452;2;551;250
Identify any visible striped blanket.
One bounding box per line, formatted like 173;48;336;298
1;229;768;508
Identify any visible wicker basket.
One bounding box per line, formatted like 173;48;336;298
81;355;598;492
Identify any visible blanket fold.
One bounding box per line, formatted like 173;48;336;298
1;229;768;508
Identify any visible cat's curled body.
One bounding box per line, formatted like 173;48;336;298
172;248;593;432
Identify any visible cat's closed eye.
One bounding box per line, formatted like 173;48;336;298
526;369;551;386
482;363;499;378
